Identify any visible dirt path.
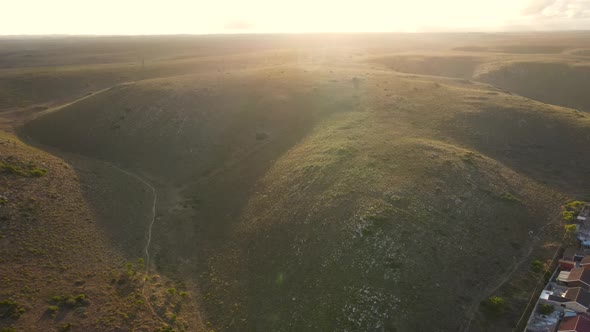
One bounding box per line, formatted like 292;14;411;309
108;165;157;279
460;245;535;332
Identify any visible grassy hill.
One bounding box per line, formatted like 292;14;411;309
3;33;590;331
0;131;203;331
22;56;590;330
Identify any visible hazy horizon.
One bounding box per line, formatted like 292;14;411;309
2;0;590;35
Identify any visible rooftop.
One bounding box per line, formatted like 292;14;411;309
568;268;590;286
559;314;590;332
564;287;590;308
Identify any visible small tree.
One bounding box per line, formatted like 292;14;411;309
486;296;506;313
565;224;577;234
563;211;575;223
539;303;554;315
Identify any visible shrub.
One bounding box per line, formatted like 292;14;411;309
58;322;73;331
565;201;585;212
501;193;520;202
565;224;577;234
157;325;175;332
0;162;27;176
167;288;176;296
29;167;48;177
486;296;506;313
532;260;544;273
563;211;575;222
51;295;65;303
539;303;554;315
47;305;59;318
0;161;48;177
64;297;76;308
0;299;24;319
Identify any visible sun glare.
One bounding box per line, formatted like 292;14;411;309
0;0;570;35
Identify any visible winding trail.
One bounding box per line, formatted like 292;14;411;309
108;163;169;326
109;165;157;286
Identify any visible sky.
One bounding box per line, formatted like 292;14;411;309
1;0;590;34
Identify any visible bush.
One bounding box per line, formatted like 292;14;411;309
501;193;520;202
58;322;73;331
0;299;24;319
532;260;544;273
0;161;48;177
486;296;506;313
565;224;577;234
539;303;554;315
47;305;59;318
29;167;48;177
565;201;585;212
563;211;575;222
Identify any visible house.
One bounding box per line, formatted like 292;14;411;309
563;288;590;313
542;287;590;313
558;314;590;332
566;268;590;291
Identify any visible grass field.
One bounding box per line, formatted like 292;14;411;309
2;33;590;331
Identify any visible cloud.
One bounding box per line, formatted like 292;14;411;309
224;19;254;30
521;0;590;18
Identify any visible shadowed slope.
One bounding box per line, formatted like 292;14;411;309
22;66;590;330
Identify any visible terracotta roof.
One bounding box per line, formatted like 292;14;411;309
565;288;590;308
559;314;590;332
568;268;590;286
581;256;590;266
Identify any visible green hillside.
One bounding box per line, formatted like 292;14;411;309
22;59;590;330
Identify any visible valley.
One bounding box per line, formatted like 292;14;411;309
1;33;589;331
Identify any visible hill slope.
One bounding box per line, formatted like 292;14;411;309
23;63;590;330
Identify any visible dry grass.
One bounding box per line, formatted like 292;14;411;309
3;33;590;331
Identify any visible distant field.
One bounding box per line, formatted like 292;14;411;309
1;33;590;331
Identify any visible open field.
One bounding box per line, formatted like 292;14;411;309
1;33;590;331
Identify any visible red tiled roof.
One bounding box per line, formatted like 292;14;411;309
568;268;590;286
564;288;590;308
559;314;590;332
581;256;590;266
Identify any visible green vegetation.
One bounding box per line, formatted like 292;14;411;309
500;193;520;202
532;260;544;273
58;322;73;331
47;305;59;318
565;224;577;233
4;33;590;332
0;299;24;319
539;303;554;315
565;201;585;211
0;160;48;177
50;294;90;310
486;296;506;313
563;210;575;222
